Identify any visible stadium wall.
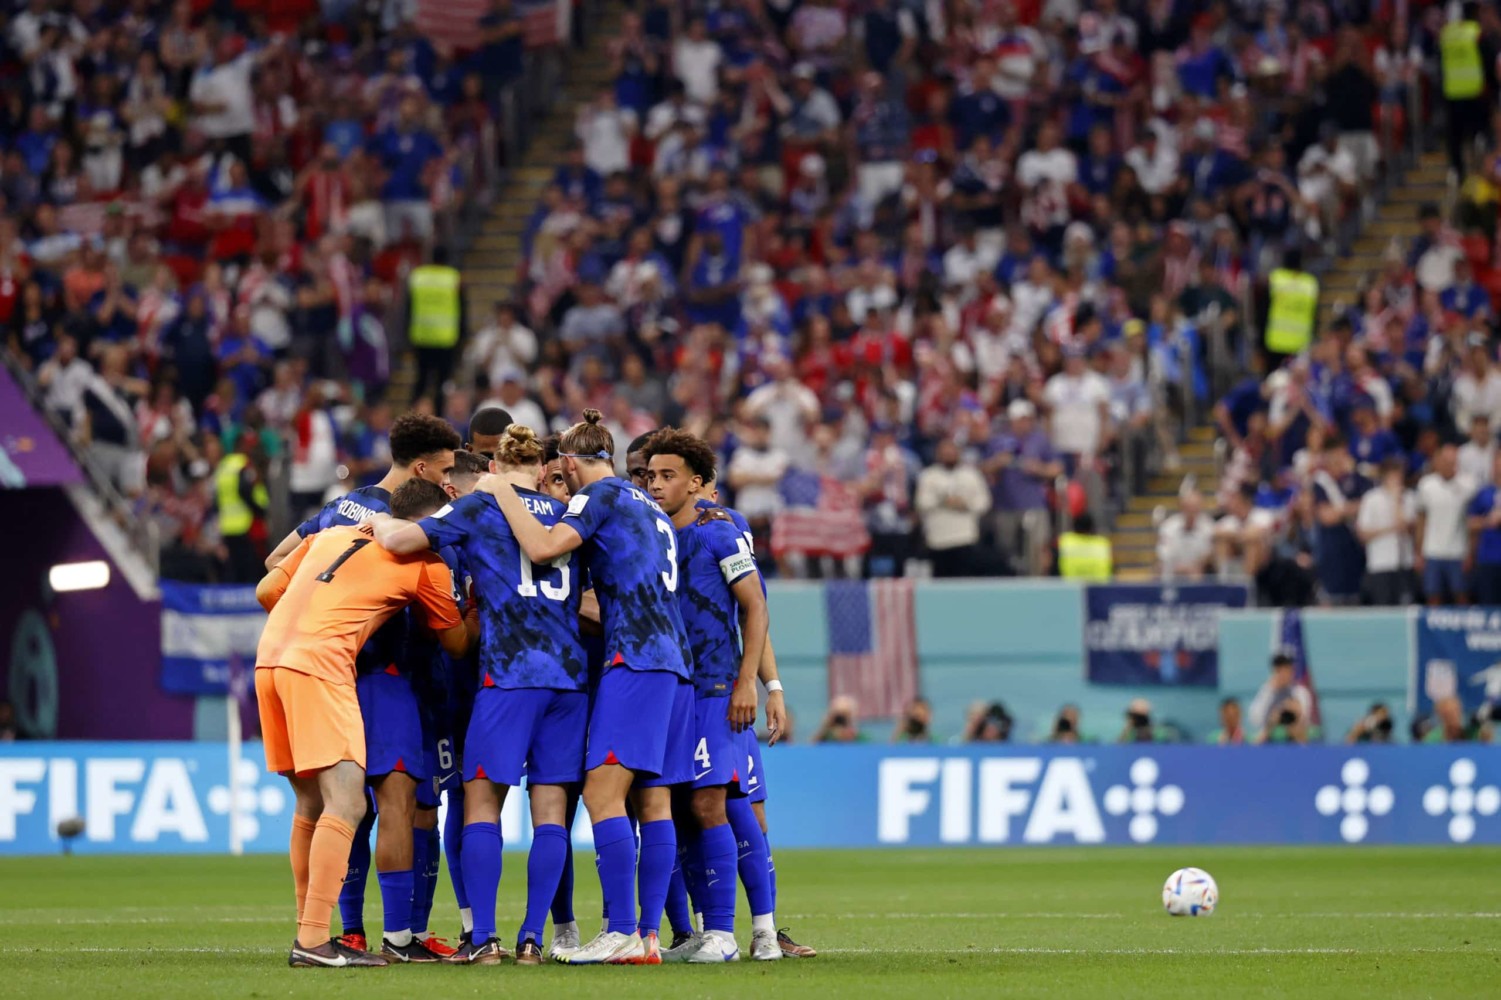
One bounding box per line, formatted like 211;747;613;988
1;743;1495;855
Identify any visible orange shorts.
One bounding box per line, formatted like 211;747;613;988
255;666;365;776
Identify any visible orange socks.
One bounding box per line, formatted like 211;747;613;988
297;815;356;947
289;815;317;924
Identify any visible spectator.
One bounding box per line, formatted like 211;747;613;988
891;697;932;744
727;416;788;546
1346;702;1397;744
487;372;547;436
373;94;444;246
984;400;1062;575
915;437;994;577
961;701;1014;743
813;695;865;744
1415;442;1476;605
1044;343;1112;472
1048;704;1083;744
1311;437;1369;605
76;345;147;497
36;333;93;418
1248;652;1314;737
1211;698;1246;745
1421;697;1493;744
1466;449;1501;604
1256;694;1312;745
1356;457;1416;606
1058;513;1113;581
1158;488;1216;580
1117;697;1161;744
407;246;468;406
468;301;539;392
1458;415;1495;486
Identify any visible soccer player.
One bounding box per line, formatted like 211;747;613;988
254;478;472;968
264;413;461;569
643;430;767;963
375;426;589;965
479;408;692;965
625;431;655;490
466;405;515;455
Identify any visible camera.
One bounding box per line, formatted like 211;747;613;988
1055;716;1075;735
1277;707;1298;726
831;712;850;728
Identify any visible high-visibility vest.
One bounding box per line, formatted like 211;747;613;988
1441;20;1484;100
216;454;254;537
407;264;462;349
1265;268;1319;355
1058;532;1112;581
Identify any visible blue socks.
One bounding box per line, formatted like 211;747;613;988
592;815;638;935
444;789;468;911
699;822;738;934
766;830;777;914
521;823;569;944
636;819;676;938
728;797;773;918
551;791;577;925
460;822;503;946
338;807;375;934
411;824;440;934
665;848;693;936
376;869;414;936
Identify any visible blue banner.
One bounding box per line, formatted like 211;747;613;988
1412;607;1501;719
2;743;1497;854
1083;583;1247;686
159;582;266;695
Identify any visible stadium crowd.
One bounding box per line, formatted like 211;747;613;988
1;0;1492;603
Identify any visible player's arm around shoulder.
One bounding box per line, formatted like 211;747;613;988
477;473;582;562
413;551;472;658
255;534;313;610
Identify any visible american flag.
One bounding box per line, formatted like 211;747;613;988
826;579;919;719
770;470;871;559
1276;607;1322;726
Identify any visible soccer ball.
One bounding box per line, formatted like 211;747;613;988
1162;867;1218;916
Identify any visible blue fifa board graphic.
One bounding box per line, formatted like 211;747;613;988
1083;583;1248;687
1;744;1497;853
1412;607;1501;719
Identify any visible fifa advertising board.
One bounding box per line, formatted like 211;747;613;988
0;743;1497;854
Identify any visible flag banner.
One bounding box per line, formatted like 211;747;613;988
827;579;918;717
1084;583;1249;686
771;470;871;559
159;583;266;696
1411;607;1501;719
1276;607;1322;725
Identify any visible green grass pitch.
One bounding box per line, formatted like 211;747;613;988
1;846;1497;998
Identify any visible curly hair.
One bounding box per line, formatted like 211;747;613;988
497;424;545;468
641;427;717;483
390;478;450;520
541;433;563;464
390;413;462;467
558;408;614;462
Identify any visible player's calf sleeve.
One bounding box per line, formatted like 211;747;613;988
338;808;375;934
765;830;777;915
592;815;638;936
665;851;693;937
699;823;738;934
727;797;774;919
460;822;503;945
290;815;316;925
410;825;440;934
299;815;356;947
635;819;676;938
520;824;569;944
443;791;468;911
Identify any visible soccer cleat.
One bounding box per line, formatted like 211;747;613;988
751;929;782;962
557;930;643;965
620;931;661;966
777;928;817;958
548;921;580;960
515;940;545;966
686;931;740;964
289;938;389;968
381;936;442;963
336;932;368;952
661;931;702;964
415;935;457;959
442;938;507;966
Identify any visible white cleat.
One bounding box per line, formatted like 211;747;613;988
548;921;581;961
557;930;644;965
661;932;703;964
686;931;740;964
751;929;783;961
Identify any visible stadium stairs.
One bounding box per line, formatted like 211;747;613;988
387;4;626;407
1109;149;1451;581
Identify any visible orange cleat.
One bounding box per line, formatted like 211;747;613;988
622;932;662;965
417;935;458;959
337;932;369;953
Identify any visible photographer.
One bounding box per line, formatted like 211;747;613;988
1117;698;1160;744
891;696;933;744
813;695;867;744
960;701;1013;743
1048;704;1082;744
1248;652;1314;734
1346;702;1397;744
1257;696;1312;744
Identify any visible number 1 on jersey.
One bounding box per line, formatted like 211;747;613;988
316;538;370;582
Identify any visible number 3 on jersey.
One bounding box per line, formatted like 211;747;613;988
517;552;572;601
656;518;679;592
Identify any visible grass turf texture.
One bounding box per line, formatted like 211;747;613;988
1;846;1497;998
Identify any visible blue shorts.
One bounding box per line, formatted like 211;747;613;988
1423;558;1466;599
691;695;741;790
358;670;428;781
586;667;694;786
740;728;767;803
416;731;459;809
464;686;588;787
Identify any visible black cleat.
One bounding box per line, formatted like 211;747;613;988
443;938;508;966
289;937;390;968
669;930;695;951
778;928;817;958
515;939;544;966
381;936;442;963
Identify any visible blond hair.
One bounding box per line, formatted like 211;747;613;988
496;424;545;469
558;408;614;462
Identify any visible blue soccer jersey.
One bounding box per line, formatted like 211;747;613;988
296;484;392;536
420;487;587;691
695;498;763;595
675;513;759;698
563;477;690;679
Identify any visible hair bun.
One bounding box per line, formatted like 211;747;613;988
582;408;604;425
505;423;537;444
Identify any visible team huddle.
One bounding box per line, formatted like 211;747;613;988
252;406;814;968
